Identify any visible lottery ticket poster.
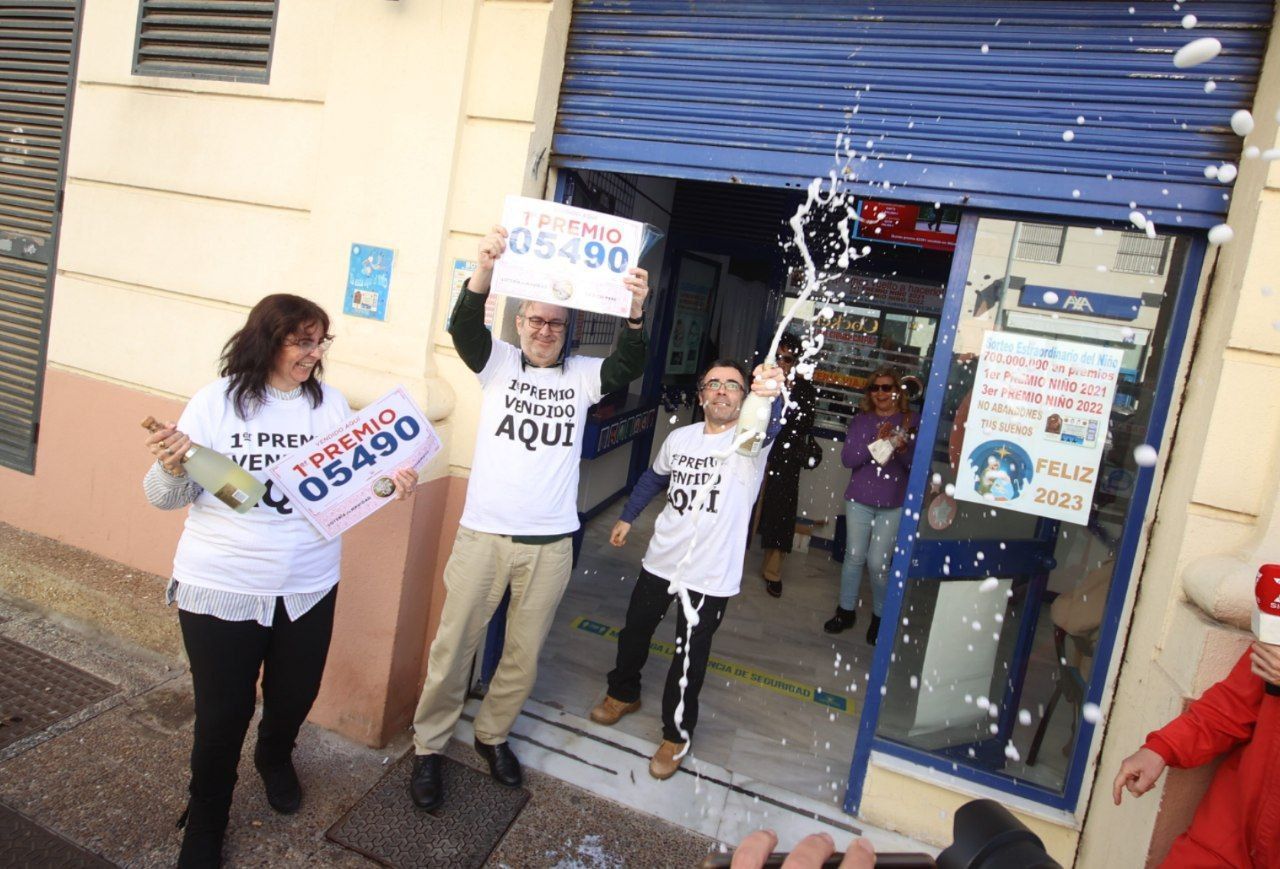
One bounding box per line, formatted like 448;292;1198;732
490;195;643;318
954;331;1122;525
267;387;441;540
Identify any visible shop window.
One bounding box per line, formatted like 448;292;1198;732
1112;233;1170;276
874;216;1193;804
133;0;279;83
1013;223;1066;264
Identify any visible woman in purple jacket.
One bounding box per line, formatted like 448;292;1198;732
824;367;915;644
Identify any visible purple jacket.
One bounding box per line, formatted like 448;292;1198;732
841;410;914;508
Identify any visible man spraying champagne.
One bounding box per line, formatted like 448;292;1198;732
587;357;783;779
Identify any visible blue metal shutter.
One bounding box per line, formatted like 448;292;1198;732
553;1;1274;229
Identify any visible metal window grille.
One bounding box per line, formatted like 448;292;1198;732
1014;223;1066;264
1112;233;1169;275
575;169;638;220
572;314;617;347
133;0;279;83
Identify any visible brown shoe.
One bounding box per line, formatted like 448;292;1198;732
589;695;640;726
649;739;687;780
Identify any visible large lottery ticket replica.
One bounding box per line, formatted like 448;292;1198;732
956;331;1122;526
490;195;644;317
268;387;440;540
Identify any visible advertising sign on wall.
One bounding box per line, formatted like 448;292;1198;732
955;331;1122;525
268;388;440;540
491;195;643;317
856;200;959;252
344;243;394;321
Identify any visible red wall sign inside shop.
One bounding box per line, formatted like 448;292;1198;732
858;200;958;253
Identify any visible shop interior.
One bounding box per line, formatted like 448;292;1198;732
520;171;1177;810
530;170;961;805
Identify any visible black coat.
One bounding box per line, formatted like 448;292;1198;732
757;378;817;552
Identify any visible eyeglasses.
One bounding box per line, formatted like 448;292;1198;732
777;354;798;364
521;315;567;334
284;335;335;354
868;383;898;393
700;379;744;393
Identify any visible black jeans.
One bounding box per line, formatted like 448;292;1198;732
606;569;729;743
178;588;337;805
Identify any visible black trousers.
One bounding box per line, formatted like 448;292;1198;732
606;570;729;743
178;588;337;805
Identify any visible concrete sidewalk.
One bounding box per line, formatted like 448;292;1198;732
0;524;718;868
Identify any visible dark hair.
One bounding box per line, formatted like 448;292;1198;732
220;294;330;419
698;357;748;388
859;365;910;414
777;333;801;356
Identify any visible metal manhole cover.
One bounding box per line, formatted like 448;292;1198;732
327;753;529;868
0;637;117;750
0;802;115;868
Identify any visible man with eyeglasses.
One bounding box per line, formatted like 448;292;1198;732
588;357;784;780
408;225;649;811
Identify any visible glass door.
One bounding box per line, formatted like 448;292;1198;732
846;214;1204;811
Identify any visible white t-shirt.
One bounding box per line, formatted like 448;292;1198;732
641;423;772;597
172;377;352;596
461;340;605;536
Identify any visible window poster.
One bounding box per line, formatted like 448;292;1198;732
955;331;1122;525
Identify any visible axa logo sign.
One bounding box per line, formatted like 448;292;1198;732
1062;295;1094;313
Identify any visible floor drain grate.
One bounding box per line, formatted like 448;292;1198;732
328;752;529;868
0;637;117;751
0;803;114;867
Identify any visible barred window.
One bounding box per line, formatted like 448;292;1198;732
1112;233;1169;276
133;0;279;83
1014;223;1066;264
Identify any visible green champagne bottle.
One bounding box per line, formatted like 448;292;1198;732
142;417;266;514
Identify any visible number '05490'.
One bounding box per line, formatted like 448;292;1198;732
507;227;630;273
298;417;421;502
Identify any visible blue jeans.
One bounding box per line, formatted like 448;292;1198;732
839;500;903;614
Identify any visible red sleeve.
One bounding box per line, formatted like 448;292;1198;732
1142;650;1262;768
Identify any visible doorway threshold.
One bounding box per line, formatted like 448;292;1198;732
458;696;936;856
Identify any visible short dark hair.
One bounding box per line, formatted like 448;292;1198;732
220;293;330;420
777;333;801;355
698;358;747;388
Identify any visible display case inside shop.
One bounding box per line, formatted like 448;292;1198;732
780;271;943;436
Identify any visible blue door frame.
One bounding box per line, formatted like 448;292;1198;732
845;212;1208;815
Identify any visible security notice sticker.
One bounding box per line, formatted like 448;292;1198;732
267;387;440;540
490;195;643;317
955;331;1122;525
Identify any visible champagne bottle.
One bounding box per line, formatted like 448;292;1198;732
141;416;266;514
735;353;775;457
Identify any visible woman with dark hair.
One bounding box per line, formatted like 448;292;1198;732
141;294;416;868
824;366;914;644
755;334;817;597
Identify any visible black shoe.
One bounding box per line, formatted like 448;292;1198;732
765;580;782;598
823;607;856;634
409;754;444;811
176;796;229;869
866;614;882;645
474;738;523;788
254;744;301;814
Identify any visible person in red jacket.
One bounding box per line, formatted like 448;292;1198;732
1112;641;1280;867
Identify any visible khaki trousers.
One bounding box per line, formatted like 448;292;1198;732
412;527;574;754
762;547;785;582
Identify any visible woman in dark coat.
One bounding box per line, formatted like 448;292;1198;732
756;335;817;597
